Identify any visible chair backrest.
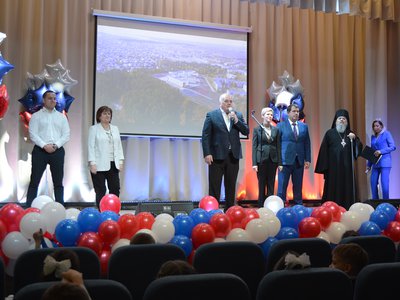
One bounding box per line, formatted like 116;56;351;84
14;279;132;300
0;258;4;299
353;262;400;300
340;235;396;264
192;241;265;299
13;247;101;293
143;273;251;300
256;268;353;300
265;238;332;272
108;244;186;300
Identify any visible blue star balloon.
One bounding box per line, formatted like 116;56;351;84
0;53;14;84
18;84;48;114
55;91;75;112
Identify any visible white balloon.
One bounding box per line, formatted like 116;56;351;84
155;213;174;222
349;203;372;223
2;232;30;259
31;195;54;209
257;207;275;220
317;231;331;243
245;219;270;244
213;238;226;243
19;212;47;239
264;195;284;214
66;208;81;221
111;238;130;253
226;228;251;242
325;222;347;244
264;215;281;237
151;219;175;244
40;202;66;234
340;211;362;231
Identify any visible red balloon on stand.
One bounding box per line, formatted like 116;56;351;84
199;196;219;212
0;84;9;119
225;206;247;229
77;232;102;256
99;194;121;213
321;201;341;222
241;208;260;229
98;220;121;246
118;213;139;239
0;203;24;232
298;217;322;238
394;210;400;222
191;223;215;249
0;220;7;243
384;221;400;242
311;206;333;230
209;213;232;238
99;249;111;276
136;212;155;230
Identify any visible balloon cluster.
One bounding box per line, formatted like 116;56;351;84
18;59;77;128
0;32;15;120
267;70;305;123
3;194;400;277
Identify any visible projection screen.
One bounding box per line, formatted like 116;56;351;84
93;10;251;137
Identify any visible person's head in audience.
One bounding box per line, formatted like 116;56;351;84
342;230;360;239
42;249;81;281
273;251;311;271
330;243;369;278
41;282;90;300
130;232;156;245
157;260;197;278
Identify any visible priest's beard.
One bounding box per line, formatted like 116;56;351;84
336;124;347;133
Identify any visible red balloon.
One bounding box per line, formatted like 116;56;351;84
241;208;260;229
0;220;7;243
209;213;232;238
0;203;24;232
117;213;139;239
98;220;121;246
384;221;400;242
322;201;341;222
394;210;400;222
0;248;9;265
311;206;333;230
78;232;103;256
24;207;41;214
298;217;322;238
191;223;215;249
99;249;111;276
19;111;32;129
99;194;121;213
136;212;155;230
0;85;9;119
188;250;195;265
199;196;219;212
225;206;246;229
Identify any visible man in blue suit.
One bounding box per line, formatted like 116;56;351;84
201;93;249;210
277;103;311;205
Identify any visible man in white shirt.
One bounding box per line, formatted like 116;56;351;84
27;90;70;206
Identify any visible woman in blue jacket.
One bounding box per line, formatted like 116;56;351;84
366;119;396;199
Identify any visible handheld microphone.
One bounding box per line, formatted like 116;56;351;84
228;107;234;120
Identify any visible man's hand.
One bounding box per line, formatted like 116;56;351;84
90;164;97;174
61;269;84;286
252;166;258;172
347;133;356;140
43;144;56;153
204;155;213;165
304;161;310;169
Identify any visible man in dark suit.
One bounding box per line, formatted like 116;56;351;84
201;93;249;210
277;103;311;205
252;107;282;207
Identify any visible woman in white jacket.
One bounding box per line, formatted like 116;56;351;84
88;106;124;206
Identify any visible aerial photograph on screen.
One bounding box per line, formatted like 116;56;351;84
95;23;248;137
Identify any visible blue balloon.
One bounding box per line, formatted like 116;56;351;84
189;208;210;225
208;209;224;217
54;91;75;113
173;215;195;237
101;210;120;222
369;210;390;230
78;207;102;233
276;227;299;240
259;237;278;259
55;219;81;247
291;205;310;221
170;235;193;257
359;221;382;236
375;203;397;221
290;93;304;111
276;208;299;229
0;54;14;83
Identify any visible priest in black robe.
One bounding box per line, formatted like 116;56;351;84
315;109;363;209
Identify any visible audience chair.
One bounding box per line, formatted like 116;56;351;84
108;244;186;300
192;241;265;300
265;238;332;273
340;235;396;264
14;279;132;300
256;268;353;300
143;273;251;300
13;247;101;293
353;262;400;300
